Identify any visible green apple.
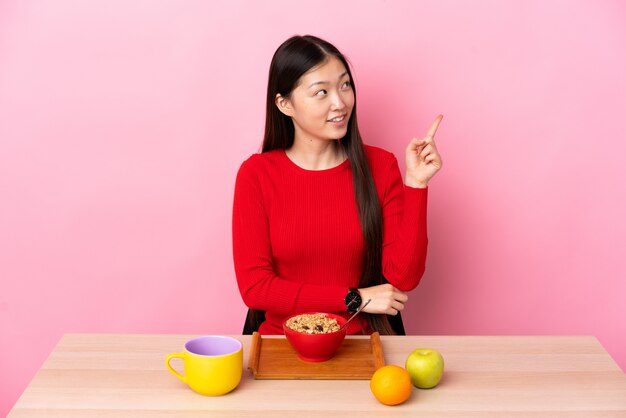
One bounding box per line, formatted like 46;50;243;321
405;348;444;389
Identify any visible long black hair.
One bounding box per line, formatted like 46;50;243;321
261;35;396;335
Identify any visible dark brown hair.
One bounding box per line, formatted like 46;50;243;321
259;35;396;335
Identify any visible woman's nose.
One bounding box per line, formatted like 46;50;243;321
330;92;346;110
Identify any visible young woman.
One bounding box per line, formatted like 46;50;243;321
232;35;443;335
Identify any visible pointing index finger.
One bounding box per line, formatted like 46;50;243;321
426;114;444;138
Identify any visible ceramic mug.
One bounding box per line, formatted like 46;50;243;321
166;335;243;396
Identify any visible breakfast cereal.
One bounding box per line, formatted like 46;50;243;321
286;313;340;334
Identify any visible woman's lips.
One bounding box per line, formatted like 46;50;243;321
327;114;347;126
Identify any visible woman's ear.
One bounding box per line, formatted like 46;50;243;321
275;94;294;117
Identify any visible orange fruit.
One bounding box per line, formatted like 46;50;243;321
370;365;412;406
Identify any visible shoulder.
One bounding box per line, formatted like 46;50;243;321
363;144;398;174
362;144;403;199
237;150;283;176
235;150;287;199
364;143;396;162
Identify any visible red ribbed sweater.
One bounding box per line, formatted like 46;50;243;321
232;145;428;334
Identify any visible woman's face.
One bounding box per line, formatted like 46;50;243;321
276;56;355;143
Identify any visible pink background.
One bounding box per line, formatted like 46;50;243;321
1;0;625;414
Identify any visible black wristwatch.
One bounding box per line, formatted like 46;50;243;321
344;288;362;314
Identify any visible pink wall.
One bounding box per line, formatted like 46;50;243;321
1;0;625;414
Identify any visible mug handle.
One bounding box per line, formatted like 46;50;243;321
165;352;187;383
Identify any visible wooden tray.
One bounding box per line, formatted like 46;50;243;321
248;332;385;380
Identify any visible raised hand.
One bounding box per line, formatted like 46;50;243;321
405;114;444;188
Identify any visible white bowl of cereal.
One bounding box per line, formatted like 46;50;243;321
283;312;347;362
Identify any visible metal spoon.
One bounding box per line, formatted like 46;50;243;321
339;299;372;331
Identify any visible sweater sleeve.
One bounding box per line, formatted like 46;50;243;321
232;158;348;315
380;154;429;291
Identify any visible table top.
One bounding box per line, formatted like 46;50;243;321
8;334;626;417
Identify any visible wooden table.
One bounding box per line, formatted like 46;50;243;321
8;334;626;417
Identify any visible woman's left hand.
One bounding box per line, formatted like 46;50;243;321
405;114;444;188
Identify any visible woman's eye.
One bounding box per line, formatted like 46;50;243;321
315;89;327;96
342;81;352;89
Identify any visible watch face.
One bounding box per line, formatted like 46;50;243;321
346;291;362;313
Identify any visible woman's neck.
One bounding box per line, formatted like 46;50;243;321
285;138;346;170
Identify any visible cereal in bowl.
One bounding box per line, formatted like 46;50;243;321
286;313;340;334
